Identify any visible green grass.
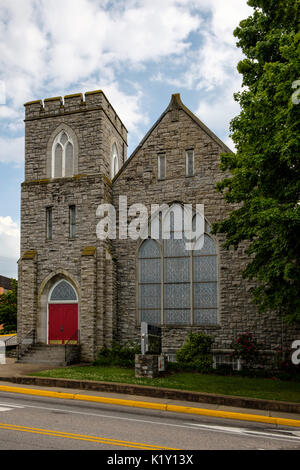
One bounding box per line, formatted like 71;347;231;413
30;365;300;403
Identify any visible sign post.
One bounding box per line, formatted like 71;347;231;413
136;323;166;378
141;322;161;355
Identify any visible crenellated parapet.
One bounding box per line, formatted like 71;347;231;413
24;90;127;142
64;93;84;112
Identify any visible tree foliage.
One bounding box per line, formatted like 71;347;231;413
0;279;17;333
213;0;300;323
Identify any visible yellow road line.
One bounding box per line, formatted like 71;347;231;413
0;384;299;428
0;422;178;450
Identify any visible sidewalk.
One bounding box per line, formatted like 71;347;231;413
0;358;51;377
1;358;300;428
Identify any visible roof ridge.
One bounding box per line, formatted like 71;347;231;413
112;93;232;183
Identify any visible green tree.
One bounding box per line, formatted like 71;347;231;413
0;279;17;333
213;0;300;323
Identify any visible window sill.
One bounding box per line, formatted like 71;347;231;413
164;324;220;328
137;323;220;329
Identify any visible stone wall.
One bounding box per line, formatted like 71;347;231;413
112;96;300;354
18;91;126;360
135;354;160;378
24;90;127;182
17;250;37;341
19;90;300;363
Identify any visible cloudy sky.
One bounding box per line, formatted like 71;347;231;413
0;0;253;279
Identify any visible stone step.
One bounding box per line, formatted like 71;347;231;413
19;359;67;365
17;344;80;365
18;353;65;359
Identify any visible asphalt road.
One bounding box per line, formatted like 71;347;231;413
0;390;299;451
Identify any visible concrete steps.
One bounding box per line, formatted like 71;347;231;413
17;343;80;366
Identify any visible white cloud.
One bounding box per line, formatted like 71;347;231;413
0;136;24;165
149;0;252;147
208;0;253;45
104;2;199;62
0;0;203;160
0;0;253;161
152;0;252;91
0;216;20;278
0;0;200;104
0;106;19;119
196;75;242;134
80;78;149;140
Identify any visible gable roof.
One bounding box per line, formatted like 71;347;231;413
0;275;12;291
113;93;233;182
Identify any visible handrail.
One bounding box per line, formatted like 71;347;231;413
64;329;79;346
5;335;18;347
17;329;36;360
64;330;80;363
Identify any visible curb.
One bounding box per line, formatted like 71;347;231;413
0;383;300;429
1;374;300;415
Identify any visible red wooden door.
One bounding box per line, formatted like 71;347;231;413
48;304;78;344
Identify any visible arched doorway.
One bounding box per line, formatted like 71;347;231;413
48;280;79;344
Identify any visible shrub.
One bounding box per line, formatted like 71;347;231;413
230;332;259;369
175;332;213;372
94;341;140;368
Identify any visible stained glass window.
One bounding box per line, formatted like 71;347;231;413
193;233;218;325
46;207;52;240
69;205;76;238
60;132;68;146
138;206;218;326
65;142;74;177
186;150;194;176
50;280;77;302
158;154;166;180
112;144;119;178
138;239;161;324
52;131;74;178
54;144;63;178
164;215;190;324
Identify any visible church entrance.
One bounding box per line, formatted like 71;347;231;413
48;280;79;345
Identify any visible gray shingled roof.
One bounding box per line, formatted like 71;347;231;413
0;276;12;291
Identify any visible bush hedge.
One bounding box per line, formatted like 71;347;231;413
175;332;213;372
94;341;140;368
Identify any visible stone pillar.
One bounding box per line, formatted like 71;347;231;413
80;246;97;361
96;243;105;351
17;250;37;344
103;248;117;348
135;354;160;378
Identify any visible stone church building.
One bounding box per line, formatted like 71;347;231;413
17;90;298;364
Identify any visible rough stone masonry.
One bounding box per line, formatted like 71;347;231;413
17;90;300;363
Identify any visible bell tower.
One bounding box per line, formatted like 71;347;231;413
18;90;127;362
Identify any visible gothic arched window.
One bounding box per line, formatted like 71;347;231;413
49;279;78;302
138;239;161;325
52;131;74;178
112;143;119;179
137;204;218;326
